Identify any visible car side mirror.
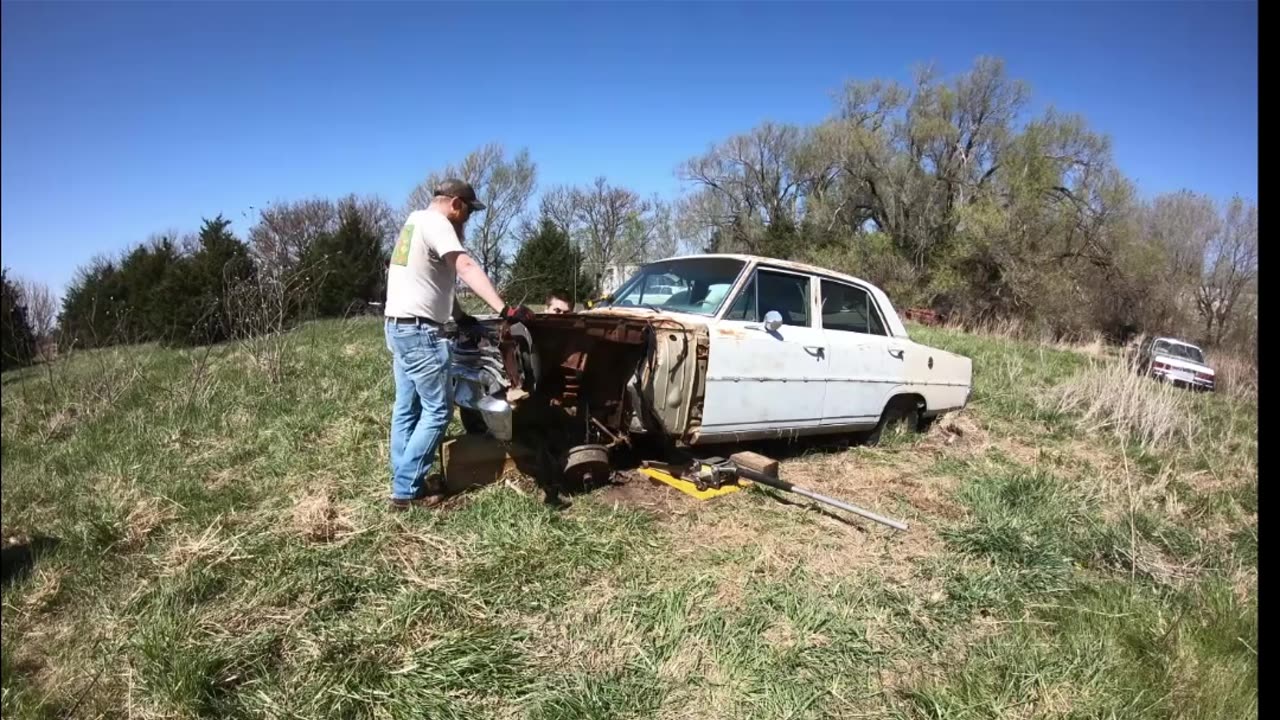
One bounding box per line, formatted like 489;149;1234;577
763;310;784;332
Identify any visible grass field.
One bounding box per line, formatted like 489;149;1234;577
1;318;1256;719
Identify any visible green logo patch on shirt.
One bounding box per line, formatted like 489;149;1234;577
391;224;414;266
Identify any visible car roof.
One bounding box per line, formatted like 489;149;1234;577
1153;337;1203;350
650;254;909;338
655;254;879;289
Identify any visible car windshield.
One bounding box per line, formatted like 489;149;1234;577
1154;341;1205;364
604;258;746;316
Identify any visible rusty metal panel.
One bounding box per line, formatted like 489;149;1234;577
639;321;704;443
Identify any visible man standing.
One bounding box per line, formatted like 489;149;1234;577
383;179;533;510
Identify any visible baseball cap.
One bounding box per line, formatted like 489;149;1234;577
433;178;486;212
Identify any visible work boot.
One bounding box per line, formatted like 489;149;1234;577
388;494;445;512
388;474;447;512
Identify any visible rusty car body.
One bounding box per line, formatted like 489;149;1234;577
450;255;973;477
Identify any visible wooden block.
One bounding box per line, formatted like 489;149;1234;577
729;450;779;479
441;435;534;493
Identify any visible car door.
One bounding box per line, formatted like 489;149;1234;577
700;266;829;436
817;278;905;427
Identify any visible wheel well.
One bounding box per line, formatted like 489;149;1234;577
884;393;926;417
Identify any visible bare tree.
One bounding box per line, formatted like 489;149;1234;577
16;278;57;341
406;143;537;280
247;195;396;278
248;198;338;278
1144;191;1221;281
646;196;680;261
675;188;733;254
539;184;579;235
677;122;820;255
566;177;652;288
1195;197;1257;346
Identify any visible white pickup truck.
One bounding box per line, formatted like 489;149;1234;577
451;255;973;478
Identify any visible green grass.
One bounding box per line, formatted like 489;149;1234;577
2;319;1256;718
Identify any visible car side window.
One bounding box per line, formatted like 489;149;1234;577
820;280;887;336
757;270;811;327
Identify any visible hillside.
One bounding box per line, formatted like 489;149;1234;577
1;319;1257;719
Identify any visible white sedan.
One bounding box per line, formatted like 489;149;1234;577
452;255;974;455
1136;336;1215;392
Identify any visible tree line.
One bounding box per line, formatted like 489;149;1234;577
1;56;1257;371
676;58;1256;351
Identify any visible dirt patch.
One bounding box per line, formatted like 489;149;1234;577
577;437;971;594
590;472;705;520
989;436;1043;467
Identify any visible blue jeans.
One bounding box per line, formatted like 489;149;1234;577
385;320;453;500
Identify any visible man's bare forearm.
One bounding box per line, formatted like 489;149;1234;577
451;253;506;313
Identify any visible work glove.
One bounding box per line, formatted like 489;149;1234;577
455;310;480;329
501;304;536;324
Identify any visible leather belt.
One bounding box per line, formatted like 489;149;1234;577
388;316;441;326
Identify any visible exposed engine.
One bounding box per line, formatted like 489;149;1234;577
447;313;707;486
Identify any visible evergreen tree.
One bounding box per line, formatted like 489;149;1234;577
119;237;184;342
169;215;255;346
1;269;37;370
504;217;596;307
59;258;127;349
299;200;388;317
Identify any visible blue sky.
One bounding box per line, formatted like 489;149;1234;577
1;1;1257;296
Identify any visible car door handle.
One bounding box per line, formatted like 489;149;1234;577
804;346;825;359
888;349;904;360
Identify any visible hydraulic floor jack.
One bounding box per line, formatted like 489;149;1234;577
639;456;909;531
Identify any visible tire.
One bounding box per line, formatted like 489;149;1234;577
459;407;489;435
862;398;922;447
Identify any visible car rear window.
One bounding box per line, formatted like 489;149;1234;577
1154;341;1205;364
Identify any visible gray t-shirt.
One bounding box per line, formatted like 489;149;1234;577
384;208;466;322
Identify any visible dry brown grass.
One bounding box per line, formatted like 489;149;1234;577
120;496;177;551
289;491;355;543
40;407;79;441
11;567;65;617
1213;351;1258;402
1049;360;1200;450
159;519;251;576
